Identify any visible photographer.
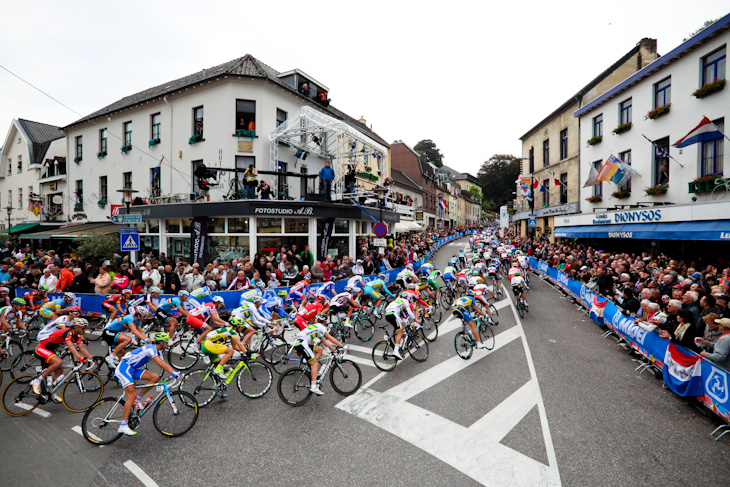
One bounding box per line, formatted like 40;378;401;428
193;164;216;202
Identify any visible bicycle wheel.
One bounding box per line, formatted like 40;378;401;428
61;371;104;412
429;306;442;323
354;317;375;342
270;343;299;374
236;361;273;398
454;331;473;360
90;356;115;385
168;338;199;371
406;331;429;362
489;304;498;318
153;391;199;437
329;359;362;395
439;290;453;309
179;369;217;407
11;350;42;382
516;301;525;318
2;375;40;416
0;340;23;371
479;323;495;350
84;317;106;342
421;316;439;342
372;340;398;371
81;397;124;445
277;367;313;406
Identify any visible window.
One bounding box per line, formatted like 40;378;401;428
18;188;22;209
150;168;160;197
75;180;83;202
75;136;82;160
193;106;204;136
123;121;132;146
593;114;603;137
619;98;632;125
542;139;549;168
235;100;256;132
123;171;132;189
300;166;308;198
151;113;161;140
560;129;568;160
654;77;671;108
99;128;107;153
701;118;724;176
277;161;288;197
17;155;22;174
191;160;204;192
6;158;10;176
702;46;726;85
7;191;11;210
257;218;282;234
235;155;255;189
619;150;632;191
593;160;603;197
99;176;108;201
528;147;534;173
542;179;549;207
276;108;287;127
559;173;568;203
653;136;670;185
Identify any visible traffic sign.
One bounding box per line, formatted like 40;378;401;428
117;227;137;234
373;238;387;247
528;219;537;228
373;222;387;237
110;213;142;224
120;233;140;251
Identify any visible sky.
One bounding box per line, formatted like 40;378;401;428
0;1;728;176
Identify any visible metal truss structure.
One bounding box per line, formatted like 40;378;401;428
268;106;388;198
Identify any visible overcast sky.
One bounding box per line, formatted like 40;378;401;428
0;1;728;175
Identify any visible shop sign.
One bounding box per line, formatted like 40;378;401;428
254;206;314;216
416;209;423;221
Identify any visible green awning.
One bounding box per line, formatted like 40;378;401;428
9;223;41;234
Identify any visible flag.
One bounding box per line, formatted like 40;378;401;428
532;179;539;189
439;199;447;210
539;185;546;193
673;116;724;148
596;155;621;182
612;162;639;186
583;164;600;187
590;295;608;318
662;342;704;396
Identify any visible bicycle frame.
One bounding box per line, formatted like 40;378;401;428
120;380;177;420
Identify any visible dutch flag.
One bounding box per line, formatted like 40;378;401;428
673;116;724;148
662;343;704;396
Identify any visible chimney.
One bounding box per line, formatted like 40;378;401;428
637;38;658;68
358;116;367;126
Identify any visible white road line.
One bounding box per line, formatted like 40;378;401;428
468;379;537;442
123;460;160;487
346;344;376;355
361;371;386;390
343;354;376;368
71;425;104;447
14;402;51;418
493;299;511;311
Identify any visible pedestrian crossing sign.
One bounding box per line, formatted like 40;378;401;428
121;233;140;251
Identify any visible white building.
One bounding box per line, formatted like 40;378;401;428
556;14;730;245
0;119;65;231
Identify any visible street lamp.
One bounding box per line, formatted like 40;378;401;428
374;185;388;224
116;186;139;214
5;206;12;234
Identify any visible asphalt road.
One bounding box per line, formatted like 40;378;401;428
2;237;729;487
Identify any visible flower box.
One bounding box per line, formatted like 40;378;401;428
74;202;84;211
612;123;632;135
188;134;204;145
644;185;668;196
587;135;602;146
688;174;722;193
121;144;132;154
148;138;161;147
646;104;671;120
585;195;602;203
97;151;107;160
73;156;82;164
693;79;726;99
235;129;256;138
356;171;379;181
97;198;108;209
612;190;630;199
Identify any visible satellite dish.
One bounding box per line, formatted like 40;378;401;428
52;195;63;205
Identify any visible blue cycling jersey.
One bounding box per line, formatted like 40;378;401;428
105;314;140;333
122;344;162;369
158;297;181;312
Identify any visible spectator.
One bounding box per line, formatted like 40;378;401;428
185;267;205;292
58;265;75;292
227;271;250;291
68;267;91;293
310;261;324;282
218;262;235;289
698;295;721;332
91;265;112;295
595;267;614;297
363;255;376;275
130;278;144;294
682;291;701;324
698;318;730;369
300;245;314;268
699;312;723;348
319;160;335;200
344;163;356;194
323;263;332;281
352;259;364;276
111;265;130;292
39;267;58;292
142;262;161;287
162;263;181;294
281;261;298;286
258;180;272;200
658;309;699;352
243;164;258;199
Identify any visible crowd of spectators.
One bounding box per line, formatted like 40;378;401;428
513;234;730;367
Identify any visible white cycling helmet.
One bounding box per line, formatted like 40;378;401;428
212;296;225;305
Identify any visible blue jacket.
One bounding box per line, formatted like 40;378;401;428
319;166;335;181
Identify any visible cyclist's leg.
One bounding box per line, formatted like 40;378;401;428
167;316;178;336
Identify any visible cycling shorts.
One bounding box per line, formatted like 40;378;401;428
453;308;473;323
201;340;228;357
101;302;117;313
114;361;147;389
155;309;172;323
364;286;381;300
512;285;523;295
289;290;304;301
34;342;61;364
331;304;349;315
102;329;121;346
39;307;56;319
443;273;456;281
186;314;209;332
294;315;309;331
427;279;439;290
294;342;316;362
385;313;403;332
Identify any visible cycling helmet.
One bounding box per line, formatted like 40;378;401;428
0;287;9;295
122;289;133;297
67;306;82;314
377;273;386;281
330;276;338;282
256;281;266;289
71;318;88;328
344;285;354;293
11;297;25;306
212;296;225;306
135;307;150;317
38;285;49;293
228;316;244;327
399;291;410;299
277;290;288;298
152;332;170;343
251;296;264;305
63;292;76;301
466;290;474;296
407;283;418;290
406;263;414;271
206;280;217;289
178;290;189;298
476;277;484;284
148;286;161;294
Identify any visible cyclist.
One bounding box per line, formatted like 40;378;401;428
103;307;152;368
384;292;418;360
292;320;345;396
36;306;82;341
31;318;93;400
178;290;201;312
155;294;188;336
0;297;27;332
473;260;487;278
452;291;488;349
239;282;265;305
472;283;498;325
260;292;288;321
458;250;468;268
0;287;10;307
328;285;363;328
363;276;396;318
420;262;434;278
517;251;530;274
190;281;216;302
510;269;528;307
500;249;510;271
346;274;365;301
114;332;182;436
449;256;461;270
457;267;471;288
39;292;75;321
294;299;326;331
231;296;272;348
188;296;227;353
442;264;458;290
128;286;161;315
289;275;315;307
395;264;419;291
202;318;251;383
101;289;132;322
314;278;337;302
23;285;49;310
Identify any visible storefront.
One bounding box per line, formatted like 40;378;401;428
513;202;580;242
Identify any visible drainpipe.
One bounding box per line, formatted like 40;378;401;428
163;96;173;193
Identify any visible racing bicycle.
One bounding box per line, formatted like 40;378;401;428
454;316;495;360
277;348;361;406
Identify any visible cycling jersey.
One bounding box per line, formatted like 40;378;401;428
295;302;323;330
129;293;159;311
500;252;508;260
37;315;71;341
105;314;141;333
452;296;476;322
234;301;270;329
39;298;69;318
364;278;394;299
183;297;201;311
443;266;457;281
189;302;217;321
102;294;125;308
239;289;262;306
190;287;212;301
158;297;182;312
329;291;353;308
420;263;433;276
396;269;417;283
508;267;521;279
36;328;82;363
202;326;240;356
289;281;312;300
511;275;525;288
473;262;486;274
294;323;329;346
385;298;414;330
427;271;441;290
347;276;364;291
22;290;47;307
315;281;336;300
261;296;286;320
517;255;529;268
0;305;22;325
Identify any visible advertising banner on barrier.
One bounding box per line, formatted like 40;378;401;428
528;256;730;422
318;217;335;262
191;217;207;269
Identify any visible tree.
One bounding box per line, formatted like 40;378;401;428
477;154;522;208
482;200;497;212
684;19;719;41
414;139;444;168
73;233;120;266
468;184;482;202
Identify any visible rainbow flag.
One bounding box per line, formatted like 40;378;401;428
595;155;622;183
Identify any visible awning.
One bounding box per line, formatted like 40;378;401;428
554;220;730;241
9;223;40;234
20;222;120;240
393;220;421;233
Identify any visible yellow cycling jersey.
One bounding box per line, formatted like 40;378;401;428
204;326;239;345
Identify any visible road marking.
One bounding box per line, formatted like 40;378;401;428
14;402;51;418
346;344;376;355
343;354;376;368
468;379;537;442
494;299;511;310
123;460;160;487
71;425;104;447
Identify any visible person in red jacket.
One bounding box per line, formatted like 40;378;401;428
294;300;329;331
